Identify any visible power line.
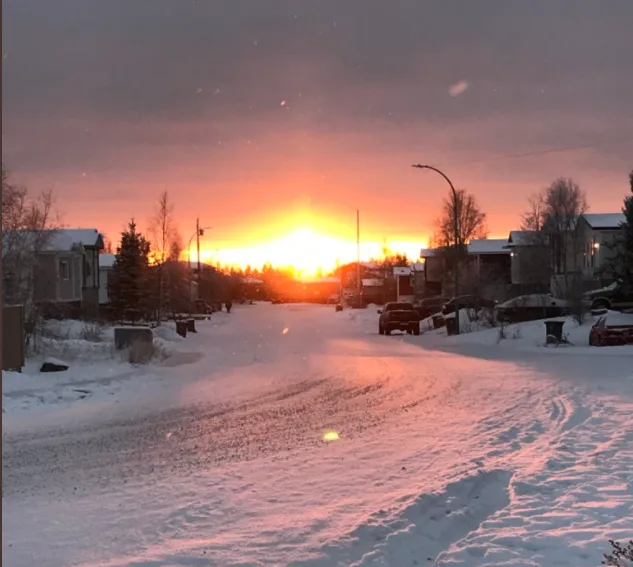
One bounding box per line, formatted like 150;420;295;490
441;143;596;168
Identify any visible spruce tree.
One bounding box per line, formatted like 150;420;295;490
607;170;633;291
109;219;151;322
620;170;633;289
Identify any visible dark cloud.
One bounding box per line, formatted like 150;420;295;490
2;0;633;244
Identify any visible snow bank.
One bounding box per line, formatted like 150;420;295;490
153;324;185;342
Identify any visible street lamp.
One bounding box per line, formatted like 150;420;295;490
187;228;211;271
187;222;212;304
412;164;461;335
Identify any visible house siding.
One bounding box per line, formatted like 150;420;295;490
57;254;82;302
510;246;550;286
33;255;58;302
99;268;111;304
577;218;621;281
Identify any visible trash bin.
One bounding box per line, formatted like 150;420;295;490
432;314;445;329
445;316;457;336
335;304;343;312
175;320;188;338
544;319;564;344
186;318;197;333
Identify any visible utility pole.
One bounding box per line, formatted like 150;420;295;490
412;164;461;335
356;209;361;294
196;218;201;275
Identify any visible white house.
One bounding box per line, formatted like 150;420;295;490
576;213;626;282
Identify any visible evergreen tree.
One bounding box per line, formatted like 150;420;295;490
605;170;633;290
109;219;151;322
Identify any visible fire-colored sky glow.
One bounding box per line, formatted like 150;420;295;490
3;1;632;271
193;227;428;276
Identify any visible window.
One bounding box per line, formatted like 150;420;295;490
59;260;70;280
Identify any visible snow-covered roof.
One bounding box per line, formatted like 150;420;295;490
243;276;264;284
506;230;545;247
99;253;116;268
2;229;85;253
422;239;509;258
420;248;437;258
393;266;412;276
580;213;626;230
467;239;510;255
56;228;104;247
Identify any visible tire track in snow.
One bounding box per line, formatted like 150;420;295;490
2;369;424;498
291;470;513;567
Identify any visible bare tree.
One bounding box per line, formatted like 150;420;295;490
102;235;114;254
148;191;177;320
431;189;487;296
515;193;552;296
2;164;59;346
521;192;547;233
433;188;488;248
541;177;588;322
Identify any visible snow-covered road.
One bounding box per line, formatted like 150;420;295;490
3;304;632;566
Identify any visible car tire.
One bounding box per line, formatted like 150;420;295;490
413;325;420;336
379;325;384;335
385;327;392;335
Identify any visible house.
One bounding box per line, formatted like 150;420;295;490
576;213;626;284
98;253;116;305
3;228;104;317
393;266;415;303
504;230;551;294
33;231;86;311
420;239;510;298
411;262;425;302
339;261;384;304
419;248;443;297
64;229;104;316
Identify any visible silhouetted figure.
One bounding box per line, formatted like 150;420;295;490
225;300;233;313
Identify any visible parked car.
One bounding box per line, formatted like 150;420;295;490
495;294;569;323
441;295;496;316
378;302;420;335
583;281;633;312
415;296;450;320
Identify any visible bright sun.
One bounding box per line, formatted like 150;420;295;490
261;228;351;276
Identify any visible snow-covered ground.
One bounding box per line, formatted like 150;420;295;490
3;303;632;566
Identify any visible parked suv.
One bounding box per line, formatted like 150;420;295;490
416;296;449;320
378;302;420;335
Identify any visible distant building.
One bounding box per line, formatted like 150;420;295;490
393;266;414;303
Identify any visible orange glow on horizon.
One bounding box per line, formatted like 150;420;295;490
187;226;427;276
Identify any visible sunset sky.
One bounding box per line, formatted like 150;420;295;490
3;1;632;273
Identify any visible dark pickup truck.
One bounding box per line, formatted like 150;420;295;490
378;302;420;335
